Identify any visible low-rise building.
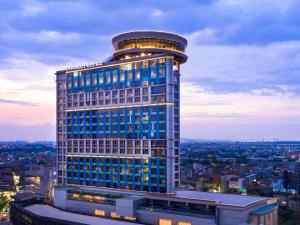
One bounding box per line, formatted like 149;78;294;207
24;165;56;199
51;187;278;225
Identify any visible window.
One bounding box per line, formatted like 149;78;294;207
173;61;179;71
99;76;103;83
113;75;117;82
106;74;111;83
86;76;90;85
128;72;132;80
124;63;132;70
143;149;149;154
136;70;140;79
95;210;105;216
125;216;136;221
159;219;172;225
177;222;191;225
92;75;97;84
120;73;125;82
111;212;120;218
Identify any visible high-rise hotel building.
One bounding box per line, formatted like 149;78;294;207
56;31;188;193
13;30;277;225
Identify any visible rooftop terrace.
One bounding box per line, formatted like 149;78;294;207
174;191;273;207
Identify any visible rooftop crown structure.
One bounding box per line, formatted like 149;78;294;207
111;31;188;62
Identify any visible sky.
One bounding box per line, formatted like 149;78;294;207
0;0;300;141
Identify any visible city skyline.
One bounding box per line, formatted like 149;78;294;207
1;0;300;141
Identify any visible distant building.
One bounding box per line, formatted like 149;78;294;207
276;144;300;151
283;168;300;195
281;168;300;210
24;165;56;199
0;168;17;191
228;177;245;191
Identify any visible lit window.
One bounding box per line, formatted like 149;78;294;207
128;72;132;80
124;63;132;70
159;219;172;225
125;216;136;221
173;61;179;71
136;71;140;79
111;212;120;218
86;79;90;85
95;209;105;216
113;75;117;82
99;76;103;83
143;80;148;86
159;58;165;63
177;222;191;225
106;74;110;82
120;74;125;81
151;70;156;78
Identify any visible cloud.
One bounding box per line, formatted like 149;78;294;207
0;30;112;64
180;82;300;139
0;0;299;140
183;40;300;95
151;9;166;18
21;2;45;16
0;0;297;44
183;112;242;118
0;0;299;65
0;98;37;106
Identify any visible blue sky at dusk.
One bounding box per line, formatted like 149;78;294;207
0;0;300;141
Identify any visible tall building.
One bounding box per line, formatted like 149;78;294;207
48;31;278;225
56;31;188;193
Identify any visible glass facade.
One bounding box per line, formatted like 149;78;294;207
115;38;186;52
56;31;186;193
66;156;166;192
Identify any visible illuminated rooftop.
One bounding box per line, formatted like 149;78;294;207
111;30;188;63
